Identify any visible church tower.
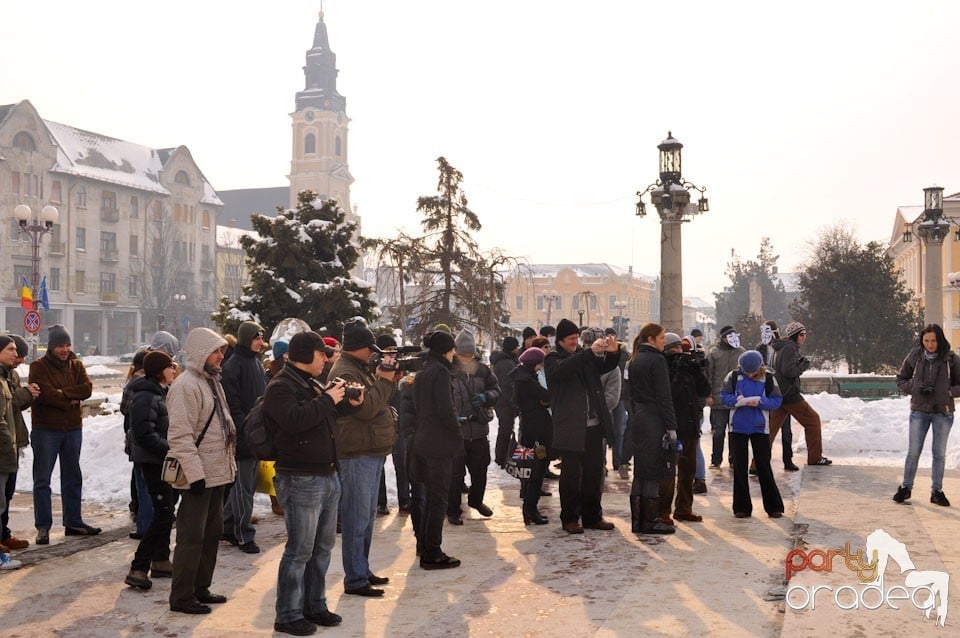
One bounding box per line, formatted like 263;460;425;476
289;11;354;218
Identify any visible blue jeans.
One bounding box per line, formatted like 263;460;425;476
32;428;84;529
274;472;340;624
695;439;706;480
902;411;954;492
339;455;384;590
612;399;630;468
133;463;154;536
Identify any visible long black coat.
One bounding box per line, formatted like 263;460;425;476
664;351;711;440
412;353;463;459
221;344;267;459
628;343;678;480
544;345;620;453
128;376;170;465
510;364;552;448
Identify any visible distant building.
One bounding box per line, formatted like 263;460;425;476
216;225;258;305
0;99;221;355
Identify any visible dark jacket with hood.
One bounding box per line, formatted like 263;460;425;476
665;349;711;439
128;375;171;465
509;363;552;448
412;352;462;459
220;343;267;459
29;351;93;431
897;346;960;414
451;358;501;440
490;349;518;417
770;337;810;405
544;345;620;453
264;362;340;475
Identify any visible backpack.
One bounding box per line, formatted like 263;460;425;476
730;369;774;397
243;395;275;461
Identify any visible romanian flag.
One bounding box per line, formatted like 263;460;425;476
19;276;33;310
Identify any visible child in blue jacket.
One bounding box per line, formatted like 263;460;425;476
720;351;785;518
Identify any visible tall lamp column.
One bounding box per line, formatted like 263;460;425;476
14;204;59;360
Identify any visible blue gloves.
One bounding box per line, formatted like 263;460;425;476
470;393;486;410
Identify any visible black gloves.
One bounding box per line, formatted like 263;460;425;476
189;478;206;495
797;356;811;373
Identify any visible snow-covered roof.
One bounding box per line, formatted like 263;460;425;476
216;224;259;248
519;263;657;284
773;272;800;293
683;296;713;309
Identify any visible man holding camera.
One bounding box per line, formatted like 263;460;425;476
769;322;831;467
328;321;398;597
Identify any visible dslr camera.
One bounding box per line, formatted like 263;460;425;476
371;345;424;374
330;377;363;401
919;384;936;395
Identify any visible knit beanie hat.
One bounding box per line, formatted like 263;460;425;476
323;336;340;350
691;328;703;337
434;323;453;335
143;350;173;379
455;329;477;354
502;336;520;353
0;335;14;354
521;327;537;342
424;330;456;355
739;350;764;374
540;325;556;337
376;334;398;351
518;347;546;368
719;325;736;339
288;331;333;363
48;324;71;349
237;321;265;349
342;320;381;352
272;340;289;360
555;318;579;342
11;335;28;358
785;321;806;339
664;332;683;351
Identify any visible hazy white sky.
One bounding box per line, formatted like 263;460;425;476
4;1;960;301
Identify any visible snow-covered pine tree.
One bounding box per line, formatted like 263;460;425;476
212;190;378;338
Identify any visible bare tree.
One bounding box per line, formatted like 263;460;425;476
363;232;422;343
137;206;182;333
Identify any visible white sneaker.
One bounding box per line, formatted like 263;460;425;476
0;553;22;570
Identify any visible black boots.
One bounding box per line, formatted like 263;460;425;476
522;478;548;524
630;496;643;533
641;497;675;535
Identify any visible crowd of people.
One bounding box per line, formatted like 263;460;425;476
1;316;955;635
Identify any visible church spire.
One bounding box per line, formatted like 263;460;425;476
295;11;345;113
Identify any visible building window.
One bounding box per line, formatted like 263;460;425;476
130;235;139;256
12;132;36;152
130;196;139;218
516;295;523;311
226;264;241;279
609;295;618;310
555;296;563;311
76;227;86;251
102;191;117;211
50;268;60;291
11;173;19;194
589;296;598;311
77;186;87;208
536;295;544;311
175;170;191;186
304;133;316;154
100;231;117;253
75;270;86;293
129;275;139;297
51;180;62;203
14;265;31;290
202;210;210;229
335;135;342;156
100;272;116;293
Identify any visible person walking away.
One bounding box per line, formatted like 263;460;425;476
491;336;520;468
329;321;397;597
28;325;96;544
124;351;179;589
448;329;500;523
0;335;38;554
627;323;677;535
545;319;620;534
893;323;959;507
720;351;785;518
167;328;237;615
768;322;831;467
221;321;268;554
510;347;552;525
706;326;743;469
266;331;347;635
412;331;462;569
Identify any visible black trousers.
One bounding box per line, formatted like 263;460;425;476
493;407;516;465
448;437;490;516
1;469;16;541
730;432;784;516
558;426;605;525
131;463;176;571
416;454;454;560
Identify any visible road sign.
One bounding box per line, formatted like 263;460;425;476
23;310;42;334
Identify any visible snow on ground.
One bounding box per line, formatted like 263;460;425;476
10;391;960;508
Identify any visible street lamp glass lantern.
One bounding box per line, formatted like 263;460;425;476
924;186;944;214
698;197;709;213
13;204;31;225
40;205;59;227
657;132;683;183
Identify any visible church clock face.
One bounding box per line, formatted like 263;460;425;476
305;110;315;122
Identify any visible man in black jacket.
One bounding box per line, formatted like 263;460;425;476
220;321;268;554
545;318;621;534
491;336;520;468
266;331;347;635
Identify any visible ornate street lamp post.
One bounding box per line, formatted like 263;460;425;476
912;186;949;326
173;293;187;339
14;204;59;360
636;132;709;333
543;291;560;326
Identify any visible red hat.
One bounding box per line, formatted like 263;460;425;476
322;337;340;349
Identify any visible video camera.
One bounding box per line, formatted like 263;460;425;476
677;349;708;371
371;345;424;374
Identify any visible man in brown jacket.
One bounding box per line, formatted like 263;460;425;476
28;325;95;544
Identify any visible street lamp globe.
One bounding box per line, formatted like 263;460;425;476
658;132;683;183
13;204;31;225
924;186;944;217
40;205;59;227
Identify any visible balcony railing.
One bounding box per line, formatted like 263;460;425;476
100;291;119;304
100;250;119;263
100;207;119;222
